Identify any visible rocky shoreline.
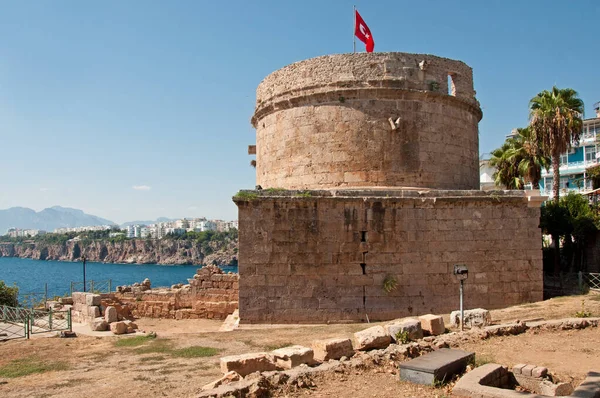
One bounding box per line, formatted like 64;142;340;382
0;238;237;267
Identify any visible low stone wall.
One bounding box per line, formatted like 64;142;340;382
110;265;239;320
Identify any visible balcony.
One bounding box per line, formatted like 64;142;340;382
541;158;599;177
540;186;593;198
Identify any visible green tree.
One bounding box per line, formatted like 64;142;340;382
540;192;597;274
529;87;584;202
489;139;524;189
0;281;19;307
506;127;551;189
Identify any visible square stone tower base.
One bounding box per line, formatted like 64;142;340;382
233;189;544;324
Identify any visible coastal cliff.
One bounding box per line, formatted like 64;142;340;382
0;238;237;266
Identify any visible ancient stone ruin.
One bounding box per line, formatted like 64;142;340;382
234;52;545;324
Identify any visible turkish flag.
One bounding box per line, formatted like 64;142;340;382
355;10;374;52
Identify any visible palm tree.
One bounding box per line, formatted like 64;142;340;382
506;127;551;190
529;87;584;202
489;139;523;189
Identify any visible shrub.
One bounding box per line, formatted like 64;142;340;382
0;280;19;307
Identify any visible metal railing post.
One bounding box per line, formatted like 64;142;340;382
109;279;112;293
578;271;583;291
45;283;48;307
48;309;53;330
68;308;72;332
91;280;95;293
70;281;74;295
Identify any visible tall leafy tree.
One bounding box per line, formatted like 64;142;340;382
489;139;524;189
529;87;584;202
506;127;551;190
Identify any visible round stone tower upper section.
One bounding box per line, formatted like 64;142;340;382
251;52;483;190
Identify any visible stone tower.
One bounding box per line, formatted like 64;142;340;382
235;52;544;324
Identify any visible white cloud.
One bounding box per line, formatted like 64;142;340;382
188;206;198;210
40;187;51;192
132;185;151;191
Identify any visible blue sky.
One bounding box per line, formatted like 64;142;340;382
0;1;598;223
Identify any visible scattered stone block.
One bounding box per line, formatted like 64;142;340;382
220;353;277;377
86;294;102;306
419;314;445;336
59;297;74;305
88;306;100;318
449;308;492;328
110;321;128;335
512;363;527;375
105;306;118;323
354;325;392;351
90;318;109;331
399;348;474;385
271;345;314;369
202;371;241;391
540;380;574;396
532;366;548;378
385;318;423;342
312;338;354;361
521;364;535;377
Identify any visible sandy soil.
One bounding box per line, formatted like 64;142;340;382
0;292;599;398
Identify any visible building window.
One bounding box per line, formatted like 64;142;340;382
585;146;597;162
559;153;568;164
559;177;569;189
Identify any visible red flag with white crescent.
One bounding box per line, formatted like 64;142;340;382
354;10;374;53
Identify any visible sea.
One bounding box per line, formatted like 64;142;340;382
0;257;238;300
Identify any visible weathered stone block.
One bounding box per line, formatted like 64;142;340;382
312;338;354;361
201;371;241;391
105;306;118;323
419;314;445;336
271;345;314;369
449;308;491;328
354;325;392;351
532;366;548;378
90;317;108;331
88;306;100;318
86;294;102;306
521;364;535;377
59;297;74;305
219;353;277;377
385;318;423;342
110;321;128;335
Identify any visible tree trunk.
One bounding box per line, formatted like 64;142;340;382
552;233;561;275
552;152;561;202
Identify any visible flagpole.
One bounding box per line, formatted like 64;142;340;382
353;5;356;53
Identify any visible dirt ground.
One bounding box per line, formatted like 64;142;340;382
0;292;599;398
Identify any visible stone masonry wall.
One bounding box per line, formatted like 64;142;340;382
109;265;239;320
235;190;543;324
251;53;482;191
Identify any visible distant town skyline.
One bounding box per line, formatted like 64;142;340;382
1;1;598;222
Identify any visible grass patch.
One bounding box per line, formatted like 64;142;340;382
234;191;259;200
294;191;312;198
0;357;69;378
264;188;287;193
134;339;173;355
471;354;495;368
264;342;295;351
133;339;219;358
115;334;156;348
171;346;220;358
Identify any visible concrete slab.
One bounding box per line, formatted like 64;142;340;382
399;348;474;385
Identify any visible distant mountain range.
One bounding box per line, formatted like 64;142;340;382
0;206;116;233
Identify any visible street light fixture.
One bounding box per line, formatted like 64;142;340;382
453;264;468;331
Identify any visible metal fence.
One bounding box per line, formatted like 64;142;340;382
20;283;49;309
0;305;71;341
0;306;30;340
544;272;600;296
70;279;112;295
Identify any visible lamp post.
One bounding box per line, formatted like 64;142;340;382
82;255;87;292
453;264;469;331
